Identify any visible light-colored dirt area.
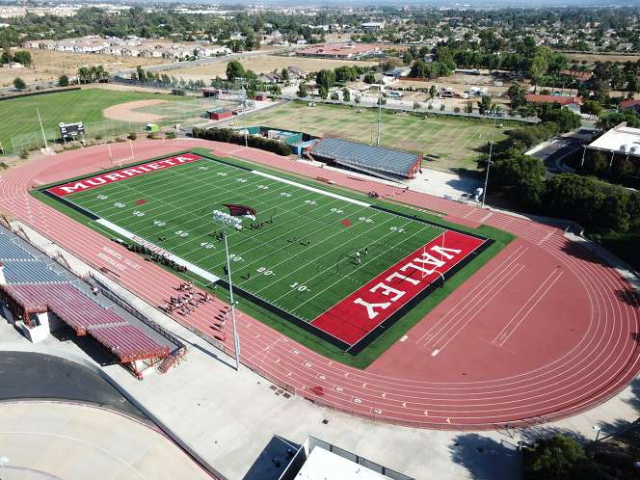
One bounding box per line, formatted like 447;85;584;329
566;52;640;64
103;99;168;123
0;402;211;480
171;54;378;81
0;50;168;88
84;83;175;95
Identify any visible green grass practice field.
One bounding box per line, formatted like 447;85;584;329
0;89;167;148
0;88;233;153
38;149;512;366
243;102;509;174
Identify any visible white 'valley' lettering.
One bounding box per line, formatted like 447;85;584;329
354;239;463;320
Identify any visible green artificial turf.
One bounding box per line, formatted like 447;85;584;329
34;149;513;368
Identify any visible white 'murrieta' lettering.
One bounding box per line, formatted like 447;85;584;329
370;282;405;301
430;245;462;260
122;169;142;177
60;182;89;193
147;162;164;170
353;298;391;320
105;173;126;181
86;178;107;186
175;156;193;163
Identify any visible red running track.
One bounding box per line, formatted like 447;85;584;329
2;139;639;429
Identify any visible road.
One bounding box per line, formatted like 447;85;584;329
528;127;599;177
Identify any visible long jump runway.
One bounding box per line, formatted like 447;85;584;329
2;138;639;429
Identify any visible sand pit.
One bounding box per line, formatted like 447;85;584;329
103;99;168;123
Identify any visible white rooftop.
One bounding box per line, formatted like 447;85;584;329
587;125;640;156
296;447;392;480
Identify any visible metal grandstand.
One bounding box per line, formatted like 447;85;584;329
308;137;423;181
0;229;176;376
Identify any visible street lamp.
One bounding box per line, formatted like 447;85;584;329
592;425;602;443
213;210;242;371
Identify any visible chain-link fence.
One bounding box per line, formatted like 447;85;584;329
7;94;241;156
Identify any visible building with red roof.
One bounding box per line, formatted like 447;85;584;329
525;94;583;107
296;43;379;59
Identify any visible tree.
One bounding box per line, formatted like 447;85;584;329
342;87;350;102
429;84;437;102
597;110;640;130
330;91;339;101
464;101;474;114
581;100;602;116
507;84;527;109
136;65;146;82
226;60;245;81
316;69;336;90
409;60;429;78
402;51;414;65
297;82;308;98
528;54;549;83
77;66;91;84
492;154;546;207
58;75;69;87
12;50;31;67
280;68;289;82
477;95;493;115
363;72;376;84
318;85;329;100
526;435;586;480
1;49;11;65
13;77;26;91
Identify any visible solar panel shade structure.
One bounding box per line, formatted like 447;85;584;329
309;138;421;180
2;261;65;285
88;325;170;363
0;235;34;261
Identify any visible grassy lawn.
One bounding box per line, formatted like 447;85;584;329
34;148;513;368
0;88;175;150
243;101;510;174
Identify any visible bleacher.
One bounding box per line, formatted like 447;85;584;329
308;137;423;181
1;261;67;285
0;230;172;374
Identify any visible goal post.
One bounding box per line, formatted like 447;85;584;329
108;139;135;167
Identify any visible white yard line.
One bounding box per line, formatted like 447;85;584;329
95;218;220;284
252;170;371;207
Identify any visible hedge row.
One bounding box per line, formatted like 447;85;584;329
192;127;293;156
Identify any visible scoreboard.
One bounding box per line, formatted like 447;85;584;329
59;122;85;141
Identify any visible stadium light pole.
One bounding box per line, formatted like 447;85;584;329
376;83;383;147
481;111;498;208
213;212;241;371
222;230;241;371
36;108;48;151
237;77;249;148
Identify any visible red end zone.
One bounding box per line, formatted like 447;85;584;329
48;153;202;197
311;230;485;347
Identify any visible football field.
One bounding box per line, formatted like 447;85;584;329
43;151;489;354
